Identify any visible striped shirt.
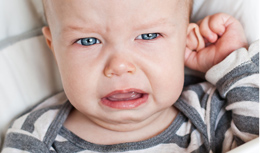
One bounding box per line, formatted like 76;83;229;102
2;41;259;153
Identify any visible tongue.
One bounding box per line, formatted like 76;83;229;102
107;92;142;101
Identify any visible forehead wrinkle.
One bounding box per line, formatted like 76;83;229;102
63;24;101;33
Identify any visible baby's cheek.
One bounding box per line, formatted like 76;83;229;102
152;73;184;106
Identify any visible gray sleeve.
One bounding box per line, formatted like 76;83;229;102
206;41;259;151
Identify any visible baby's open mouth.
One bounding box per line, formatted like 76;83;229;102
101;89;149;109
106;91;143;101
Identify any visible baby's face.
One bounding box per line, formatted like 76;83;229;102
44;0;189;131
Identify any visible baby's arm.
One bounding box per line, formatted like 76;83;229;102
206;40;259;152
185;13;258;151
185;13;248;73
200;13;258;151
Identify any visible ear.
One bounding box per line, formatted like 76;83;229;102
42;26;54;53
186;23;205;52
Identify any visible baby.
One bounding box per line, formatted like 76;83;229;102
2;0;258;153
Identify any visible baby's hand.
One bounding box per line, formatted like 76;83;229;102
185;13;248;73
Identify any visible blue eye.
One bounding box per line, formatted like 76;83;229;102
76;37;100;46
136;33;159;40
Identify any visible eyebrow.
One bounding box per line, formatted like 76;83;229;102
62;25;101;34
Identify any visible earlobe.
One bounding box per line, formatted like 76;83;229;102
42;26;53;51
186;23;205;52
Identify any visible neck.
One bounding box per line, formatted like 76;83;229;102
64;107;178;145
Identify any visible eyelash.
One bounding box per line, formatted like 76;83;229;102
76;33;160;46
76;37;101;46
136;33;160;40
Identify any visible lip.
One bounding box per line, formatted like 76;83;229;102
101;88;149;109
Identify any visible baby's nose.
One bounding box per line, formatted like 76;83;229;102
104;54;136;78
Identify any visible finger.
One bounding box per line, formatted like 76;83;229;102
209;13;248;53
208;13;230;37
185;46;216;73
184;48;200;71
199;16;218;43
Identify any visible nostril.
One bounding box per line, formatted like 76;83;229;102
104;55;136;78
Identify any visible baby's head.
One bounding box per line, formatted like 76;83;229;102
42;0;196;132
